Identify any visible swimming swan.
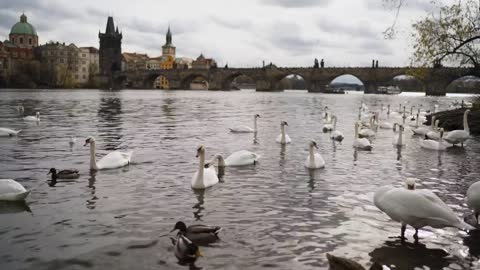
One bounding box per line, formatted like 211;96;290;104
23;112;40;122
192;145;219;189
276;121;291;144
393;124;405;146
0;179;30;201
353;122;372;151
84;136;132;170
444;109;470;147
305;140;325;169
374;178;474;241
210;150;260;167
330;116;344;142
0;128;21;137
229;114;260;133
420;128;450;151
467;181;480;225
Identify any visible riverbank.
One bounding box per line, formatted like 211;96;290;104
428;107;480;135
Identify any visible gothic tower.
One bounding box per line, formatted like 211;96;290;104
99;16;122;75
161;26;176;58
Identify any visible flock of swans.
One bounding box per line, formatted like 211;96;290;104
0;101;478;266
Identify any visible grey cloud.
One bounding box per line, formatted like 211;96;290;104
262;0;331;8
317;18;379;39
348;39;393;56
267;22;323;56
209;15;252;30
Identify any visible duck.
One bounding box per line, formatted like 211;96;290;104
392;124;405;146
0;128;21;137
330;116;344;142
84;136;133;170
171;221;222;245
0;179;30;201
353;122;372;151
467;181;480;225
209;150;260;167
420;128;450;151
23;112;40;122
192;145;219;189
374;178;473;241
229;114;260;133
48;168;80;180
171;233;203;262
276;121;291;144
305;140;325;169
444;109;470;147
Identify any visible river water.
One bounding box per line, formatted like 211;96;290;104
0;89;479;270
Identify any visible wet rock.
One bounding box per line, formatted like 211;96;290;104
326;253;382;270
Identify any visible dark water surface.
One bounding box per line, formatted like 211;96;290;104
0;89;480;270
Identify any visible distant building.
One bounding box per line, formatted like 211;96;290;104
175;57;193;69
121;52;148;71
37;42;99;86
192;53;217;69
99;16;122;76
9;13;38;50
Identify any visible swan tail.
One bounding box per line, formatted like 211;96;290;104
456;220;476;231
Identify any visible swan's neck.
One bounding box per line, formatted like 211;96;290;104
387;106;390;115
89;141;98;170
254;116;258;132
309;145;315;165
431;116;436;128
398;104;401;112
397;128;403;145
333;117;337;130
281;125;286;143
217;155;226;167
358;108;361;120
354;124;359;138
410;107;413;115
415;114;419;126
196;151;206;185
464;111;469;133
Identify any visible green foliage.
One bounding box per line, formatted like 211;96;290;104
411;0;480;67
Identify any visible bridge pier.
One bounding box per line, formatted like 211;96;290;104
363;81;378;94
425;82;448;96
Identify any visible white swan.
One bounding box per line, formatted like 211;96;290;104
0;179;30;201
305;140;325;169
420;128;450;151
444;109;470;147
330;116;344;142
412;115;435;136
276;121;291;144
192;145;219;189
24;112;40;122
211;150;260;167
353;122;372;151
229;114;260;133
467;181;480;224
0;128;21;137
425;120;441;140
359;116;376;138
393;124;405;146
84;136;132;170
374;178;474;241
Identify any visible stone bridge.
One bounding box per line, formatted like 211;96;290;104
113;66;479;95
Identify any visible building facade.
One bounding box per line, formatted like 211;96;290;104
99;16;122;76
192;53;217;69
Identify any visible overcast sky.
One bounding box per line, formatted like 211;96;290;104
0;0;436;68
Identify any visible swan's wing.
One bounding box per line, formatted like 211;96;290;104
225;150;259;166
314;153;325;168
275;134;282;143
0;179;27;194
230;126;254;133
203;166;219;188
444;130;469;142
96;151;130;169
285;134;292;143
467;182;480;210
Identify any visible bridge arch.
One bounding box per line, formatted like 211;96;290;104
328;74;365;91
221;73;256;90
274;73;309;91
181;74;209;90
445;75;480;94
387;74;425;93
145;72;173;89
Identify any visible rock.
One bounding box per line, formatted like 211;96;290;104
326;253;382;270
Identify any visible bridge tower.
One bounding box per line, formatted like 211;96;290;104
99;16;122;76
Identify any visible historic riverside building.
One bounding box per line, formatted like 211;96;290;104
0;13;39;84
99;16;122;76
192;53;217;69
36;42;99;87
153;27;176;89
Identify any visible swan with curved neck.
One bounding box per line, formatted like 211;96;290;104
192;145;219;189
229;114;260;133
84;136;132;170
425;120;442;140
276;121;291;144
444;109;470;147
359;116;376;138
305;140;325;169
330;116;344;142
420;128;449;151
209;150;260;167
24;112;40;122
374;178;474;241
353;122;372;151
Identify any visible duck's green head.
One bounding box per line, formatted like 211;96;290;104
171;221;188;233
48;168;57;175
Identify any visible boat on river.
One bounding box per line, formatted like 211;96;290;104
378;86;401;95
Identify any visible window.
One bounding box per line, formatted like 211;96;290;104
29;38;32;45
82;53;86;57
82;75;86;79
82;61;86;65
75;75;79;79
19;37;23;44
82;67;86;72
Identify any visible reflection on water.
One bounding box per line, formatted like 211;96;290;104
0;90;479;270
0;201;31;215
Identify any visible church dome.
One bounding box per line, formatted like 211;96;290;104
10;14;37;36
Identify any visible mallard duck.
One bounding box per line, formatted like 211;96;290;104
48;168;80;180
171;234;203;262
171;221;222;245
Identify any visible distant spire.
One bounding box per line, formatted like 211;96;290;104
166;26;172;45
105;16;115;34
116;26;119;34
20;13;27;23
